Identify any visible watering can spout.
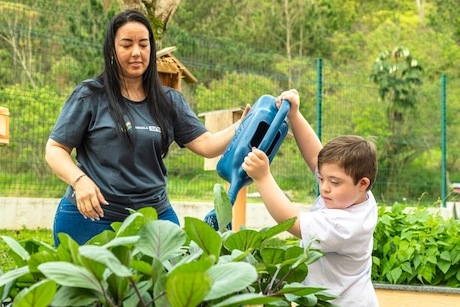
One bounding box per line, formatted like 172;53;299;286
205;95;290;230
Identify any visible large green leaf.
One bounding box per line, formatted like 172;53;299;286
164;257;215;305
136;207;160;222
135;220;186;262
286;293;317;306
28;249;61;277
1;236;30;262
106;246;132;304
77;254;107;281
184;217;222;261
117;207;159;238
107;273;129;305
261;248;286;265
214;184;233;232
437;259;451;274
86;229;117;246
38;262;103;293
57;233;81;264
258;217;297;241
102;236;140;249
171;256;214;275
167;271;212;307
116;212;144;237
284;246;304;260
12;279;56;307
277;262;308;284
51;286;100;306
0;266;30;287
205;262;258;300
275;282;328;296
224;229;262;252
131;259;152;276
79;246;132;277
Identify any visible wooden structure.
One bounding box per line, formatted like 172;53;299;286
198;108;247;231
156;46;197;92
0;107;9;146
198;108;244;171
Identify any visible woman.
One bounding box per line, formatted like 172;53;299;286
46;10;249;246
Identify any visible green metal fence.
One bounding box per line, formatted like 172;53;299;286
1;0;459;207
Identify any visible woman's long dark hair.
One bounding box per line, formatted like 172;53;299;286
91;10;174;158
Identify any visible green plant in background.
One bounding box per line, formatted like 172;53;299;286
372;203;460;287
0;228;53;273
0;184;338;307
369;46;425;200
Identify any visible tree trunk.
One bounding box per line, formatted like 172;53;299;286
416;0;425;22
122;0;181;50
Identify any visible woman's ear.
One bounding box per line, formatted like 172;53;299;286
359;177;371;191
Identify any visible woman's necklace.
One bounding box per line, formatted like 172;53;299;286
122;86;145;102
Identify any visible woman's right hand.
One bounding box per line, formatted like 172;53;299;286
45;138;108;220
73;175;108;220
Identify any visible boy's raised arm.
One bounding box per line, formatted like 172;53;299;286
276;90;322;174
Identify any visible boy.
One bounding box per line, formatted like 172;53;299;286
242;89;379;307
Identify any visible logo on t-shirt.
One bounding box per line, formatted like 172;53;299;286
121;121;132;132
149;126;161;132
134;125;161;133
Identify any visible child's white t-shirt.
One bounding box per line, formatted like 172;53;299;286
300;191;379;307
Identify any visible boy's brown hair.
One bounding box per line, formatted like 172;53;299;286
318;135;378;190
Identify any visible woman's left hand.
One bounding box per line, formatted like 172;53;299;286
235;104;251;129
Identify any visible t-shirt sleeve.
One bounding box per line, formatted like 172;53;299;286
300;210;353;253
165;87;208;147
49;83;92;148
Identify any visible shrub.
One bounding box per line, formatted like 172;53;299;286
372;203;460;287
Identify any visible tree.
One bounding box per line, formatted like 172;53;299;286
370;46;424;197
122;0;181;50
0;2;39;87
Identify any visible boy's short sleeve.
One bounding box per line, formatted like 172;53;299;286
300;210;350;252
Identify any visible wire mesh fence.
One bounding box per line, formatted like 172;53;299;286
1;0;459;207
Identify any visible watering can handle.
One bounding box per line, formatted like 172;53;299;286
258;99;290;153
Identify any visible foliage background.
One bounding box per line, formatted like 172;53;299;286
0;0;459;206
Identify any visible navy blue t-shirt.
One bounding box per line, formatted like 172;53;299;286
49;79;208;220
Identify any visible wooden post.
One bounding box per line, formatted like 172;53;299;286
0;107;10;146
229;183;247;231
199;108;246;231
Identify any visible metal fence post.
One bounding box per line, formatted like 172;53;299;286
316;58;323;197
441;74;447;208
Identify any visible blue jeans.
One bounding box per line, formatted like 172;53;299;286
53;197;179;246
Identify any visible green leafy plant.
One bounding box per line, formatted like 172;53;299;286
372;203;460;287
0;184;337;307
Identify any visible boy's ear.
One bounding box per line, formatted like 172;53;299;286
359;177;371;191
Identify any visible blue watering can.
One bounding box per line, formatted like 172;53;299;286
204;95;291;230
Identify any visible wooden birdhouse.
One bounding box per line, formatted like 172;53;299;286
0;107;9;146
156;46;197;92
